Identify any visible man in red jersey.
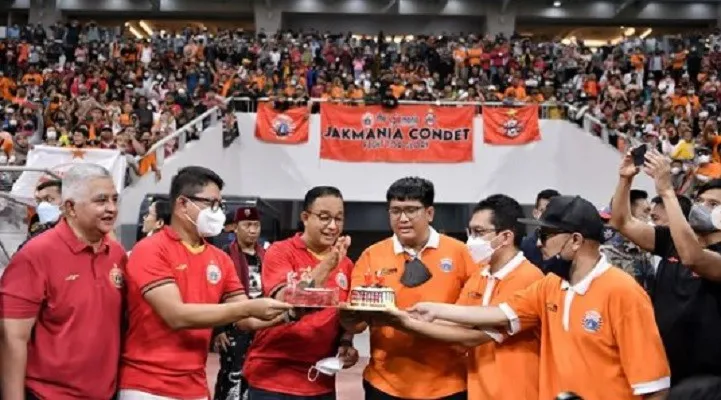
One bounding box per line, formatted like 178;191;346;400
243;186;359;400
119;166;292;400
0;164;126;400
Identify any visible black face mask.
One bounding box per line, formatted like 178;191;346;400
548;237;574;282
399;257;432;288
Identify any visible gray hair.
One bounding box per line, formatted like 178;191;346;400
61;164;112;203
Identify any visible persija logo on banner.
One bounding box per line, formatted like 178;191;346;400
255;102;310;144
319;103;475;163
482;105;541;145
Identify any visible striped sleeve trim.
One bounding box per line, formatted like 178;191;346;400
221;290;246;302
140;278;176;296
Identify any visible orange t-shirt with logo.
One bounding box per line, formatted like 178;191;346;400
457;253;542;400
351;229;475;399
498;257;670;400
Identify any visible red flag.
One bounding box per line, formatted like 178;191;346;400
483;105;541;145
255;102;309;144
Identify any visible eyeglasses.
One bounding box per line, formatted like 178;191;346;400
389;206;425;220
186;195;225;212
466;227;496;238
536;227;567;245
309;212;344;226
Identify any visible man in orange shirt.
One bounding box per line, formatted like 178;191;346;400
406;196;670;400
120;166;292;400
393;194;542;400
342;177;475;400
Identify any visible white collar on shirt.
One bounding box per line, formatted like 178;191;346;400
481;251;525;280
392;227;440;258
560;255;612;295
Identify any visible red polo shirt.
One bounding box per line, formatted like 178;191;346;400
120;227;244;399
0;220;126;400
243;234;353;396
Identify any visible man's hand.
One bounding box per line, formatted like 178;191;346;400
245;298;293;321
619;151;640;179
213;332;231;353
318;235;352;271
643;150;674;195
337;344;359;369
407;302;441;322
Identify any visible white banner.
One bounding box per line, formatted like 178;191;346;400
10;146;127;205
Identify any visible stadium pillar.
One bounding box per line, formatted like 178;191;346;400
254;0;282;34
28;0;61;27
486;7;516;37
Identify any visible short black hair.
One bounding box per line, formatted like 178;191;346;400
302;186;343;211
36;180;61;192
153;200;172;226
697;179;721;197
535;189;560;208
169;166;224;210
473;194;525;247
630;189;649;204
386;177;434;207
652;195;693;219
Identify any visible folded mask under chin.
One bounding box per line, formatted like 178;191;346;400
400;258;433;288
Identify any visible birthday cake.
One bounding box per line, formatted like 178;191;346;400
284;268;340;307
347;271;396;309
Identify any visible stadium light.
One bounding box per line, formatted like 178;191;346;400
553;1;561;7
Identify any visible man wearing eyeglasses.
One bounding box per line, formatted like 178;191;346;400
402;195;670;400
119;167;293;400
243;186;359;400
342;177;476;400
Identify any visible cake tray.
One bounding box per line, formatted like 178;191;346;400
339;304;397;312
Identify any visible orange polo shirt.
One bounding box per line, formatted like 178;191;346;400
498;256;670;400
457;252;542;400
351;228;475;399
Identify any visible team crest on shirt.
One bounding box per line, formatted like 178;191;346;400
439;258;454;273
582;310;603;333
336;272;348;290
206;263;222;285
109;265;124;289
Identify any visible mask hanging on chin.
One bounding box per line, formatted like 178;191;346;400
186;203;226;237
36;202;61;224
689;204;720;233
466;236;497;263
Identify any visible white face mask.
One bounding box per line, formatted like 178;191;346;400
671;166;682;175
46;130;57;140
307;357;343;381
187;202;226;237
699;155;711;164
466;236;496;264
36;201;61;224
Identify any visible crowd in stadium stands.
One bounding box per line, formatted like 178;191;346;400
1;23;721;191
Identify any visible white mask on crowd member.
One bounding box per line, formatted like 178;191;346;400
671;166;682;175
46;129;57;140
186;201;225;237
466;236;497;263
307;357;343;382
698;155;711;164
36;201;61;224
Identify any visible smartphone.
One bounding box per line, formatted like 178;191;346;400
631;144;648;167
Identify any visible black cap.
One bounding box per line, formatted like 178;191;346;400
518;195;604;242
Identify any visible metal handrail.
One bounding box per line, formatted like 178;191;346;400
0;167;61;180
232;97;562;107
143;97;232;167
